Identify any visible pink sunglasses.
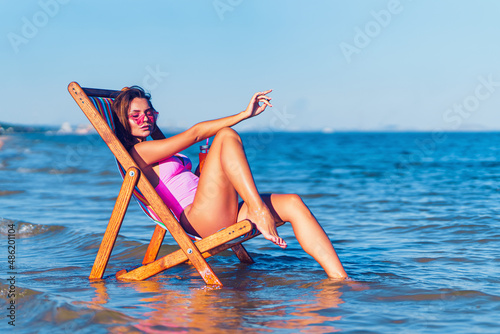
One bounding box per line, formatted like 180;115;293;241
129;110;159;125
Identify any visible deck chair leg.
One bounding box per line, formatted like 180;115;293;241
231;244;254;264
117;220;253;281
89;167;140;279
143;225;166;265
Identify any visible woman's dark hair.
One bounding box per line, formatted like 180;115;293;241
112;86;155;150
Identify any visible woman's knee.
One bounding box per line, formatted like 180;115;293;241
272;193;305;212
214;127;241;143
267;193;308;223
285;194;310;213
286;193;304;205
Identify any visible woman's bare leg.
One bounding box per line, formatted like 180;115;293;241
182;127;286;248
239;194;348;278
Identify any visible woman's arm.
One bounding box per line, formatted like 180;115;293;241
130;90;272;166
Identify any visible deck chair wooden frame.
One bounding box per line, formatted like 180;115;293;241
68;82;283;286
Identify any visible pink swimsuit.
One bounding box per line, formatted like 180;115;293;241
154;154;199;220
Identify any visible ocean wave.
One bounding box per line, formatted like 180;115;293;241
16;167;89;175
0;218;65;238
0;282;41;301
0;190;24;196
378;289;500;302
12;288;135;331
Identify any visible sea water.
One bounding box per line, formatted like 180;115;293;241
1;131;499;333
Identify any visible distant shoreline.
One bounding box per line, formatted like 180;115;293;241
0;122;57;134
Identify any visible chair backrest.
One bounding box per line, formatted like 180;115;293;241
87;93;168;230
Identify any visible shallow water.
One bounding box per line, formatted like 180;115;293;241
1;131;500;333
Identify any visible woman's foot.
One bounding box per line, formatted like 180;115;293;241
247;204;287;249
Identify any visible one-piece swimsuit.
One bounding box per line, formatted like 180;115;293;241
154;154;198;220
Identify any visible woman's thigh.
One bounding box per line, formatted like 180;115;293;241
181;132;240;237
182;182;239;237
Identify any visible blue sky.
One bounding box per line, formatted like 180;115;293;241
1;0;500;131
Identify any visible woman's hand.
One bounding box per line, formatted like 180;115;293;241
241;90;273;119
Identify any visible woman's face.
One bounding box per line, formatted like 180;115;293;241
128;97;156;140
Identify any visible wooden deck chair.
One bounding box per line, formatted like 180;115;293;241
68;82;284;285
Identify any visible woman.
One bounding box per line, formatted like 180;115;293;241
112;86;348;279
